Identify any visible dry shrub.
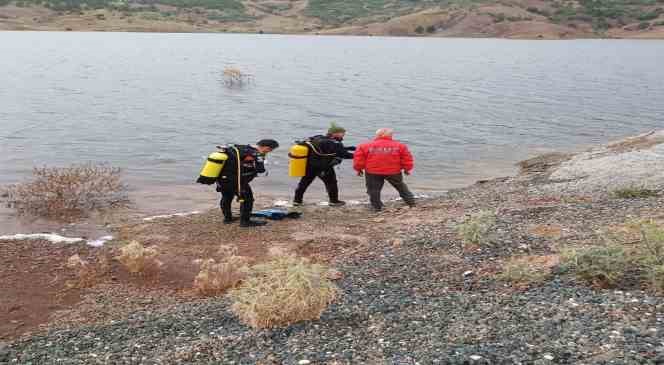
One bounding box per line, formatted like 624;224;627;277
229;256;339;329
194;256;249;296
66;253;110;288
116;241;162;275
223;66;252;87
499;255;559;285
218;244;239;257
4;164;129;220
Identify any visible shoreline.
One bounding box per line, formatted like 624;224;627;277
2;28;664;40
1;130;664;362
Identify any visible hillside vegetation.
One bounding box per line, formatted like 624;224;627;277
1;0;664;38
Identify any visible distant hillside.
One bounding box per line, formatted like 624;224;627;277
1;0;664;38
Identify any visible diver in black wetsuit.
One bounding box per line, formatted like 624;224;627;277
293;124;355;206
217;139;279;227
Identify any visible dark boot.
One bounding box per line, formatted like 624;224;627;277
223;217;238;224
329;200;346;207
240;220;267;227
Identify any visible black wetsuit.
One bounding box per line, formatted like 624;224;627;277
293;135;354;204
216;145;265;223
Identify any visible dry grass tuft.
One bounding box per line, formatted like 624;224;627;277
4;163;129;220
66;253;112;288
116;241;162;276
194;256;249;296
499;255;559;285
229;256;339;329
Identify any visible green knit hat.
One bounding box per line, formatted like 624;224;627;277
328;122;346;134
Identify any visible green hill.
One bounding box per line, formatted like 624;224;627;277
1;0;663;38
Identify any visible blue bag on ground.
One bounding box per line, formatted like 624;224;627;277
251;208;302;220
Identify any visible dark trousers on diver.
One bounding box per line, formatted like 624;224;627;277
365;173;415;211
220;183;254;223
294;168;339;203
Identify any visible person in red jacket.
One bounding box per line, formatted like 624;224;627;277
353;128;416;211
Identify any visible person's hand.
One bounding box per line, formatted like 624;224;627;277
357;170;364;177
404;170;411;176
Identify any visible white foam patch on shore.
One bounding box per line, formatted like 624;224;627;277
142;211;201;222
87;235;114;247
0;233;84;244
0;233;115;247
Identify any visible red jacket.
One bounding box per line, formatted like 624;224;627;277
353;136;414;175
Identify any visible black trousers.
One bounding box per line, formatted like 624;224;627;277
365;173;415;210
220;182;254;223
294;167;339;203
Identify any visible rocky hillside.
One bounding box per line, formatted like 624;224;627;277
1;0;664;38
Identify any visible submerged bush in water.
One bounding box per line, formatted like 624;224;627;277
4;163;129;220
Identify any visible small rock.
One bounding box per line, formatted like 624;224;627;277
392;238;403;247
470;355;482;361
298;360;311;365
463;270;474;278
544;354;554;360
326;268;343;280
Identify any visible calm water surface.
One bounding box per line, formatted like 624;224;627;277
1;32;663;231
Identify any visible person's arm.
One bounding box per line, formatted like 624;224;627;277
255;154;266;174
336;142;354;159
353;144;367;174
400;144;414;174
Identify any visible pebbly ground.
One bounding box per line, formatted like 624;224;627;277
4;132;664;364
4;177;664;364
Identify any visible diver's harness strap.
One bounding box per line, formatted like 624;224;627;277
231;146;244;203
306;141;336;157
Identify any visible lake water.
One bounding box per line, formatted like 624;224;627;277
1;32;663;225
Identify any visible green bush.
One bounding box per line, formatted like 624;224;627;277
611;187;658;199
638;21;651;29
0;0;11;6
457;210;496;246
492;12;506;23
426;25;436;33
415;25;424;33
560;245;628;287
634;220;664;266
637;11;660;20
647;265;664;293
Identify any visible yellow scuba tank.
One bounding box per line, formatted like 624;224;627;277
288;144;309;177
197;151;229;184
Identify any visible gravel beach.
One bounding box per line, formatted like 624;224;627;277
3;132;664;364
